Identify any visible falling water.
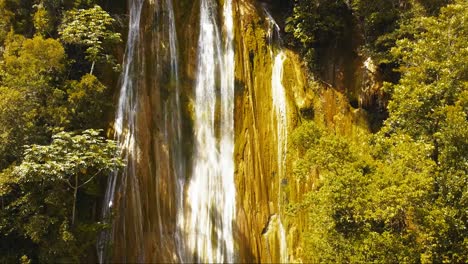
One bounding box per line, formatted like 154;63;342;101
267;11;289;263
99;0;186;262
265;9;280;49
98;0;144;262
162;0;187;260
186;0;236;262
272;53;287;187
272;52;289;264
220;0;236;261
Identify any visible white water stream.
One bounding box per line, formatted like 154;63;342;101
186;0;236;262
272;52;289;264
99;0;187;262
98;0;144;262
162;0;187;260
267;11;289;263
101;0;236;262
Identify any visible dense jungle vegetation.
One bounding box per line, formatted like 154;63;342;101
0;0;125;262
0;0;466;262
286;0;467;262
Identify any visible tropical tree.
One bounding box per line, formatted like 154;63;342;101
0;34;67;169
289;122;435;262
59;5;121;74
15;129;123;225
66;73;110;129
0;129;123;262
384;1;468;261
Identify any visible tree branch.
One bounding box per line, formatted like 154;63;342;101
77;169;103;189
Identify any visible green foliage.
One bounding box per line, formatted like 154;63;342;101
291;2;467;262
285;0;349;68
67;74;110;129
349;0;407;64
0;86;35;168
59;5;121;73
16;129;122;186
0;33;116;168
290;122;438;262
385;1;467;139
286;0;454;73
0;0;14;43
0;130;123;262
2;34;65;88
20;255;31;264
0;0;34;37
1;34;67;126
0;1;123;262
0;35;67;168
33;4;53;36
383;2;468;261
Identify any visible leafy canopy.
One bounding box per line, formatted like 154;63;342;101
16;129;123;184
288;1;467;262
0;129;123;262
289;122;436;263
59;5;121;73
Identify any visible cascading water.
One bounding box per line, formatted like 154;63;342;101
271;52;289;263
98;0;186;262
220;0;236;261
266;11;289;263
97;0;256;262
162;0;187;260
98;0;144;262
186;0;236;262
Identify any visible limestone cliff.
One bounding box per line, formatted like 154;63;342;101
107;0;380;262
231;0;372;262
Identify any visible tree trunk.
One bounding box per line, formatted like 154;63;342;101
72;173;78;225
90;61;96;75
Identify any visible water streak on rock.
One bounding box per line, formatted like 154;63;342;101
186;0;236;262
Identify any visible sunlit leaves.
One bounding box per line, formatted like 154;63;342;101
383;6;468;258
290;122;437;262
0;1;121;262
386;0;468;138
59;5;121;71
66;74;109;129
0;35;68;169
1;35;65;89
33;4;53;37
0;130;123;262
15;129;123;188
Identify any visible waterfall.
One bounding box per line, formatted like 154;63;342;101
163;0;187;260
98;0;144;262
267;11;289;263
98;0;186;262
272;53;287;183
186;0;236;262
220;0;236;261
272;52;289;264
99;0;236;262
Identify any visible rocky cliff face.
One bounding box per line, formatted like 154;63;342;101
107;1;192;262
233;2;283;261
108;0;378;262
231;1;372;262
